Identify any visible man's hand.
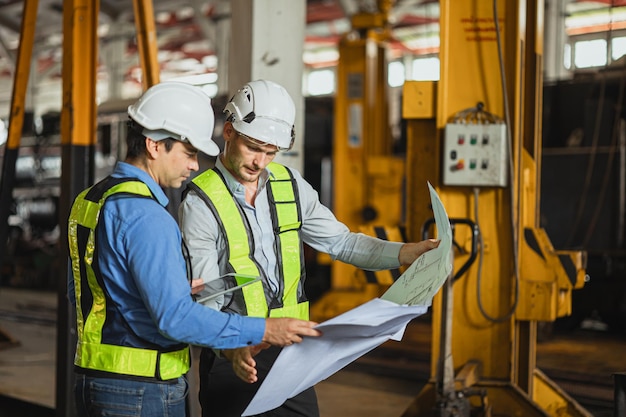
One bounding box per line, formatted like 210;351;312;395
262;318;321;347
222;343;270;383
398;239;440;265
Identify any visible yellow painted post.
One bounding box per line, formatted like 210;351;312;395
310;5;405;321
403;1;590;415
0;0;38;259
132;0;160;89
58;0;100;414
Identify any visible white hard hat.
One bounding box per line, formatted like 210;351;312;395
128;81;219;156
223;80;295;151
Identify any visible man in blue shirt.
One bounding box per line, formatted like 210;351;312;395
67;81;320;417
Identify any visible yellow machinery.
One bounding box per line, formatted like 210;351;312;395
314;0;591;416
4;0;590;415
403;1;588;416
310;0;407;320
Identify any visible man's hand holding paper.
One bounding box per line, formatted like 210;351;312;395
381;183;453;306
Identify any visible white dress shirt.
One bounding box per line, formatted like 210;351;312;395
179;158;403;311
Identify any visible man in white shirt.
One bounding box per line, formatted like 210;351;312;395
179;79;439;417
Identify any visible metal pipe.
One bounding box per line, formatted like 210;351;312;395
618;119;625;248
614;373;626;417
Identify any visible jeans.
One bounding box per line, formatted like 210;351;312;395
74;374;188;417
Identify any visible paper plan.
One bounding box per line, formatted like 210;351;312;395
242;299;428;416
242;183;453;416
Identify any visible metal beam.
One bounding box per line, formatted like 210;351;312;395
132;0;160;89
57;1;100;415
0;0;38;287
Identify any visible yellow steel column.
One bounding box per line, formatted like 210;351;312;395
0;0;39;383
310;3;407;321
331;25;393;238
132;0;160;88
402;1;589;416
0;0;38;259
57;0;100;414
331;32;392;259
60;0;99;181
434;0;514;386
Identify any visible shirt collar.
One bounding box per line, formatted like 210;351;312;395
111;161;169;207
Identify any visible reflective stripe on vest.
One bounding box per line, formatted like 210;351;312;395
68;177;190;380
189;162;308;319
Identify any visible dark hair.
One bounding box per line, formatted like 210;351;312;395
126;118;175;159
126;119;145;159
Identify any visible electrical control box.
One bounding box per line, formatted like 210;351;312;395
442;123;508;187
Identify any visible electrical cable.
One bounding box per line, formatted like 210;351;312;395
566;1;619;248
583;69;626;246
450;102;503;125
580;2;624;247
477;0;518;322
473;187;518;322
564;77;606;247
444;2;520;322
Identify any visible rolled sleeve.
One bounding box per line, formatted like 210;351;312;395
295;171;403;271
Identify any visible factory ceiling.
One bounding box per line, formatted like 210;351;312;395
0;0;441;88
0;0;622;90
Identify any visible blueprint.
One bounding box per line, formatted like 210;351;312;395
242;182;453;416
242;298;428;415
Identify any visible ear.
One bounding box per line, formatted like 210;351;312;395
145;137;160;159
223;121;236;142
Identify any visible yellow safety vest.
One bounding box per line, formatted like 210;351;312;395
68;177;190;381
188;162;308;320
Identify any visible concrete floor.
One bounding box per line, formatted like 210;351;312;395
0;288;424;417
0;289;56;410
0;287;623;417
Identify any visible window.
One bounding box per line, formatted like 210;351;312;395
307;69;335;96
411;57;440;81
574;39;607;68
612;36;626;61
0;118;6;146
564;43;572;70
388;61;405;87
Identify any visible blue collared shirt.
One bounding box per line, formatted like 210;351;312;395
69;161;265;350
